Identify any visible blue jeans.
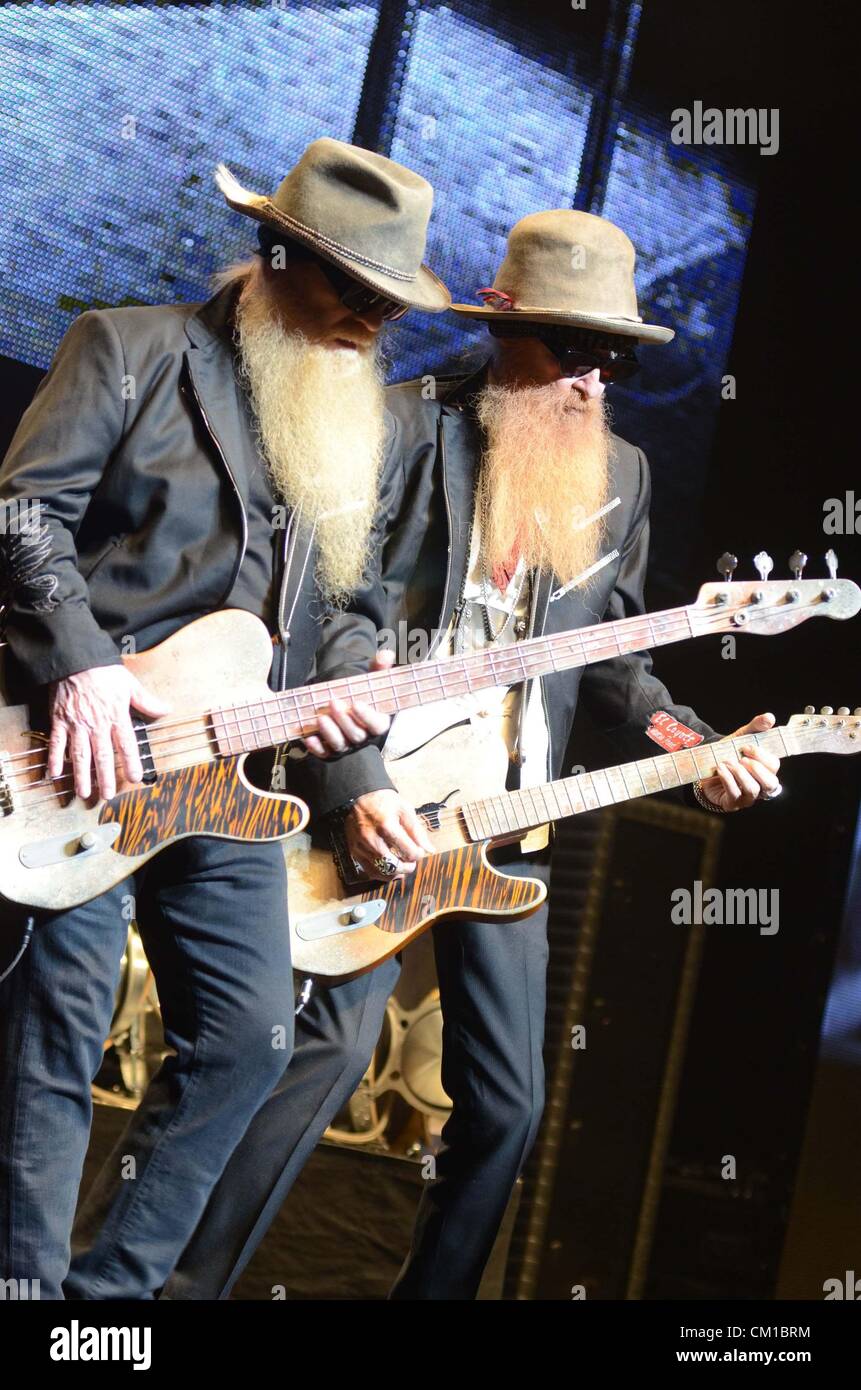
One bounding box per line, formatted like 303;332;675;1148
0;836;291;1300
163;853;551;1300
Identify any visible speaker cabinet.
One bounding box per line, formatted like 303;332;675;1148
505;798;722;1300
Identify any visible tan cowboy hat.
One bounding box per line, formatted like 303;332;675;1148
451;209;673;343
214;137;450;314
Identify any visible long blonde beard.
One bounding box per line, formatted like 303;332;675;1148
233;274;386;605
475;381;611;588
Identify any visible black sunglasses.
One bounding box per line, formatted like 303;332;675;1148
257;227;409;322
488;321;640;383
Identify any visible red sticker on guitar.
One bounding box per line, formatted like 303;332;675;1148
645;711;705;752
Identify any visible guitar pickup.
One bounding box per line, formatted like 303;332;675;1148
133;719;158;785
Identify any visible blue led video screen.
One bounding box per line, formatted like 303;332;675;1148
0;0;757;589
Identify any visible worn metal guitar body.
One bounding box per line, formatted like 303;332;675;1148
0;611;307;911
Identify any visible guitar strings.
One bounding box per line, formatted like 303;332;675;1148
2;610;699;786
0;609;807;806
422;729;790;834
1;607;695;775
4;724;816;819
0;602;810;802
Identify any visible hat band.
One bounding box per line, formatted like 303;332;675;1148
263;202;418;283
476;287;642;322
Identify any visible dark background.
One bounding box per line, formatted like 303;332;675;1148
570;0;861;1297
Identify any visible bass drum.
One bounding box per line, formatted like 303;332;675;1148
92;924;163;1110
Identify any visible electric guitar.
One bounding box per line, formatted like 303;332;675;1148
286;707;861;980
0;560;857;911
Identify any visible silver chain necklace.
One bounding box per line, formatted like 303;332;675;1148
478;549;528;643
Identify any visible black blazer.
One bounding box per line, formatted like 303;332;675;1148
0;284;401;813
305;365;717;810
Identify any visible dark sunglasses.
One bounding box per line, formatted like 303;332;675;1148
488;321;640;383
257;227;409;322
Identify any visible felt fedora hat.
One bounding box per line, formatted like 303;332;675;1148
451;209;673;343
215;137;451;313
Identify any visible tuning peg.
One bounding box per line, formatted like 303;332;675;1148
825;549;838;580
855;708;861;717
821;706;833;715
789;549;808;580
753;551;773;582
838;707;850;715
717;552;738;581
804;705;816;714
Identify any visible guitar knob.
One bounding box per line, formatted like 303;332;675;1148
349;904;368;923
78;832;97;852
820;706;833;715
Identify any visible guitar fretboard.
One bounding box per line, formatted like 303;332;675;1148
460;728;793;841
210;606;694;755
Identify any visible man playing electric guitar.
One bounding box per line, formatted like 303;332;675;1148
0;138;450;1300
162;210;781;1301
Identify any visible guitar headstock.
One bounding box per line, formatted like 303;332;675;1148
691;551;860;635
787;706;861;755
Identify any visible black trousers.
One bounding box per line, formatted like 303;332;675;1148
0;838;291;1300
162;852;551;1301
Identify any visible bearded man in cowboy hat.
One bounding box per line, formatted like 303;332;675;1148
160;209;782;1302
0;137;450;1300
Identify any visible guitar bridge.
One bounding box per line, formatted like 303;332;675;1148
329;796;454;890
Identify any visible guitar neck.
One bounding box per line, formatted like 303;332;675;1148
211;604;695;756
459;727;797;841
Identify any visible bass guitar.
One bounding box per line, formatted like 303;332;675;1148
0;563;856;911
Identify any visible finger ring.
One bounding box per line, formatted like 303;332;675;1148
760;783;783;800
372;855;400;877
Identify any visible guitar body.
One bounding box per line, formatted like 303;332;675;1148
0;611;307;911
287;710;548;979
287;835;547;981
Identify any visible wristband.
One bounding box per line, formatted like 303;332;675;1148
692;779;728;814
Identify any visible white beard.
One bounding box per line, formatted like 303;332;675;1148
234;278;386;604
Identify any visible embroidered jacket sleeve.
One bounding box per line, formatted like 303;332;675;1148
0;311;126;685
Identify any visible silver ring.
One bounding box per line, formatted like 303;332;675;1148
372;854;400;877
760;783;783;801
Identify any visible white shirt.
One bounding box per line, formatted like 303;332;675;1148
384;517;551;850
